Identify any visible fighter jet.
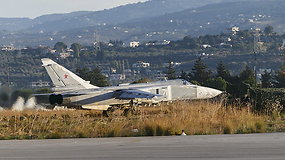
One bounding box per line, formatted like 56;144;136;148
35;58;222;115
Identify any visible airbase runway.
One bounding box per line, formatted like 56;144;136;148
0;133;284;160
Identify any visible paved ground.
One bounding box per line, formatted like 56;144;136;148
0;133;284;160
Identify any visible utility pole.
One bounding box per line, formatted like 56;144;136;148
94;31;101;52
282;39;285;71
253;28;260;86
122;60;126;80
7;57;12;108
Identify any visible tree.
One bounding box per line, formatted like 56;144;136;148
109;40;123;48
261;71;272;88
226;76;248;98
205;77;227;91
264;26;274;36
182;36;199;49
70;43;81;58
132;78;152;84
165;62;177;80
190;57;212;84
180;70;190;81
216;61;231;81
54;42;67;53
239;65;255;87
226;66;255;98
273;69;285;88
96;50;105;60
76;68;109;87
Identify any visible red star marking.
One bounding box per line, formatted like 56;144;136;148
64;74;68;79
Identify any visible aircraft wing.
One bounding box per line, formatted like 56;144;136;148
113;89;162;99
32;93;85;97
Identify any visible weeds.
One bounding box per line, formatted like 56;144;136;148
0;101;277;140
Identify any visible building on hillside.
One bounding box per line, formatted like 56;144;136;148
130;41;140;48
231;26;240;35
132;61;150;68
108;43;114;47
145;40;171;46
256;42;267;52
201;44;211;49
59;52;71;59
109;74;126;81
219;43;233;48
48;49;57;53
66;48;74;53
163;62;182;68
101;68;118;77
259;69;272;75
1;45;16;51
31;80;50;88
257;69;272;83
123;69;133;76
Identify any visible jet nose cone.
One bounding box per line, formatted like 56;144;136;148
197;86;223;99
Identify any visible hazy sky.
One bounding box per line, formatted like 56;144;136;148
1;0;147;18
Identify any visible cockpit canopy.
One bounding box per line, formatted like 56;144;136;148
182;80;192;86
182;79;193;86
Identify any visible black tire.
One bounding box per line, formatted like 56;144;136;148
123;108;132;117
102;110;109;117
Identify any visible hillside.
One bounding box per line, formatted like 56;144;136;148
112;0;285;41
1;0;284;46
0;0;232;32
0;18;32;31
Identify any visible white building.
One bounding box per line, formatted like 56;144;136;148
145;40;171;46
231;26;240;35
163;62;182;67
130;41;140;48
59;52;71;59
1;45;16;51
109;74;126;81
220;43;233;48
132;61;150;68
48;49;57;53
31;80;50;88
201;44;212;49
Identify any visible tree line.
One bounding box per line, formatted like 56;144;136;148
165;57;285;99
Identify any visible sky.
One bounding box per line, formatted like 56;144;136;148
1;0;147;18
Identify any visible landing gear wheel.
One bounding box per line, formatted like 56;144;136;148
102;110;109;117
123;108;132;117
102;108;115;117
123;106;140;117
131;106;139;115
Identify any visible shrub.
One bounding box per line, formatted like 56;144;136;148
250;88;285;115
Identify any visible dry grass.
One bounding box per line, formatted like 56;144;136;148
0;101;270;139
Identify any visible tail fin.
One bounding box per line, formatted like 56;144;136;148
41;58;98;91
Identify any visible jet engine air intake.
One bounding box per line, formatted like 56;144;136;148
49;94;63;105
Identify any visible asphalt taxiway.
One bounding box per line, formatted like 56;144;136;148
0;133;284;160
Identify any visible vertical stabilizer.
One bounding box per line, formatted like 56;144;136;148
41;58;98;90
